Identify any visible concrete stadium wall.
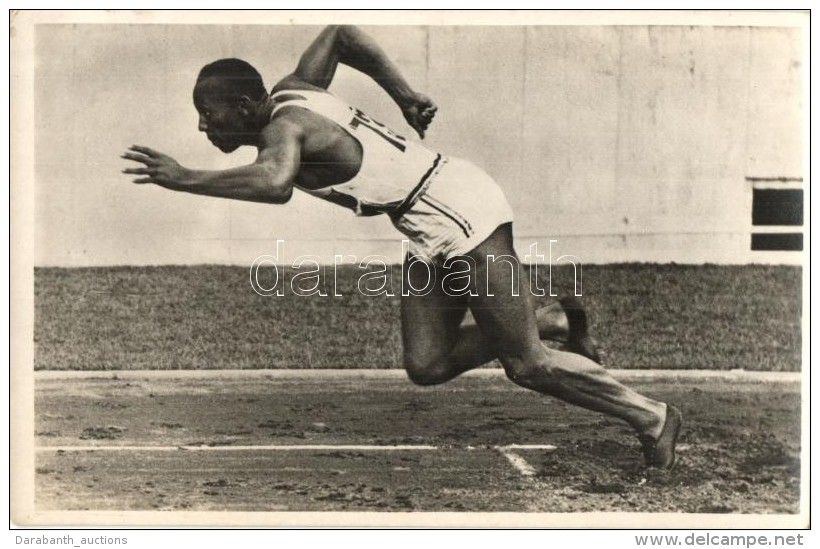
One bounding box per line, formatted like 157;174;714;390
32;25;804;266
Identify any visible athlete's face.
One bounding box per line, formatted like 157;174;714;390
192;77;252;153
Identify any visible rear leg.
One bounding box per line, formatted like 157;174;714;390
557;296;604;364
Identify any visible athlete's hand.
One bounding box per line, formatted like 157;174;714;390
121;145;189;188
401;92;437;139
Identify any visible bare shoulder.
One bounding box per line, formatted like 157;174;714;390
266;74;332;138
271;73;328;94
260;111;305;149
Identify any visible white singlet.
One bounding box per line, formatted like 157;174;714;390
270;89;514;264
270;89;444;218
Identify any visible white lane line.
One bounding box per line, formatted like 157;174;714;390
496;448;537;477
494;444;557;477
501;444;558;451
36;444;440;452
37;443;558;454
180;444;440;452
34;369;802;383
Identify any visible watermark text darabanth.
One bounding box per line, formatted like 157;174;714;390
249;240;582;297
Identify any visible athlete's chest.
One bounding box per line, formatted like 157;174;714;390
292;115;364;190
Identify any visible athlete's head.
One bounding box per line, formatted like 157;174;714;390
193;58;268;152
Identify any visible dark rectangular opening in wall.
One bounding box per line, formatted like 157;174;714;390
752;189;803;226
751;233;803;251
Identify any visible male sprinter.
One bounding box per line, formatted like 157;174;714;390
122;26;681;468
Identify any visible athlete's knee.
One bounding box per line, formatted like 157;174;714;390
403;353;451;386
405;364;451;386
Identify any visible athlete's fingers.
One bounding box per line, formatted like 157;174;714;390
122;167;154;175
132;177;155;184
130;145;162;157
121;152;148;161
122;152;158;166
121;152;156;165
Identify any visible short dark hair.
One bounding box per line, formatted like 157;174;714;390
197;58;267;102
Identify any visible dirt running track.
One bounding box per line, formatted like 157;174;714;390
33;371;802;516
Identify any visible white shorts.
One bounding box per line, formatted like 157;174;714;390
391;157;515;265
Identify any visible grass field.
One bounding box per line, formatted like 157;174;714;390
34;264;802;371
34;371;801;515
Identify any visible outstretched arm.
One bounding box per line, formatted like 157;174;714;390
277;25;437;138
122;122;300;204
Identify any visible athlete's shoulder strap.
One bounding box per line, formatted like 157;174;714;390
270;89;350;121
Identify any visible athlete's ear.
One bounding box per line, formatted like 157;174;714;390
238;95;253;117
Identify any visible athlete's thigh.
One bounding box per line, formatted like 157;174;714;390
400;256;469;362
464;222;542;359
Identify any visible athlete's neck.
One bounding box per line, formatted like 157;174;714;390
241;97;277;148
255;96;276;127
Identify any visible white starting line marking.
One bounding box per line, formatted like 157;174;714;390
501;444;558;451
497;450;537;477
36;444;440;452
495;445;557;477
36;443;557;478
